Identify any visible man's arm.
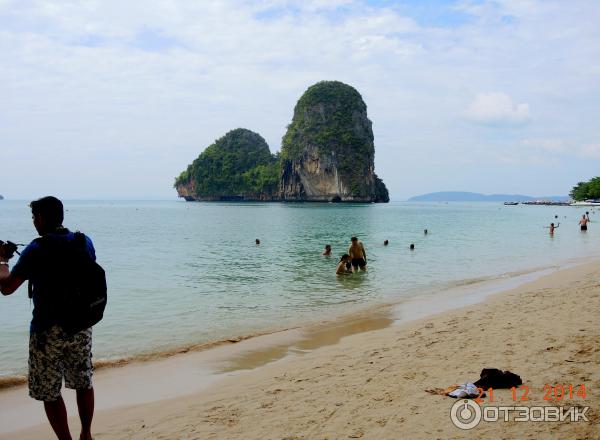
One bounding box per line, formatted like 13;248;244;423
0;266;25;295
361;243;367;261
0;246;25;295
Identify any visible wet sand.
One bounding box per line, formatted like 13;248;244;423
2;260;599;439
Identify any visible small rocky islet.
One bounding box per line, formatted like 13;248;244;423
175;81;389;203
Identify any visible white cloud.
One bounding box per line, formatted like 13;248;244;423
303;0;355;11
520;139;600;160
521;138;568;153
465;92;530;126
579;144;600;159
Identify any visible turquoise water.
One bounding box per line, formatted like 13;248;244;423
0;200;598;376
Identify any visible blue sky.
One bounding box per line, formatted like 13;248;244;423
0;0;599;200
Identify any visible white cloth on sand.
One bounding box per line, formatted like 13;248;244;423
448;383;480;398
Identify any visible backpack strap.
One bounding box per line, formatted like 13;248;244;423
28;237;43;299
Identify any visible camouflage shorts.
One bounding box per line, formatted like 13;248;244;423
28;326;93;402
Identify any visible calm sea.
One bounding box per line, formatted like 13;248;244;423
0;200;597;376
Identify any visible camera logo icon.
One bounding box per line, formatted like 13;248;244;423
450;399;482;430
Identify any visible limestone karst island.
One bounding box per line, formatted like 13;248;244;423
175;81;389;203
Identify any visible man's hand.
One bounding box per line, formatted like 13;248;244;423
0;242;25;295
0;240;8;261
0;240;18;261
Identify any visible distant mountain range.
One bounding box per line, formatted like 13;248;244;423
408;191;569;202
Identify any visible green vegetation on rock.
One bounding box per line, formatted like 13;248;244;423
570;177;600;201
281;81;369;160
174;81;389;203
175;128;279;200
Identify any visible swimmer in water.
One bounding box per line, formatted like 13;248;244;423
336;254;353;275
322;244;332;256
348;237;367;271
383;240;389;246
545;222;559;234
410;243;415;250
255;238;260;245
579;215;589;231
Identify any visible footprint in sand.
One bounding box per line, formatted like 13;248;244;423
348;428;364;438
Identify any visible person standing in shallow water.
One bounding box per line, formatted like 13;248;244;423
579;215;589;231
0;196;96;440
348;237;367;271
546;222;559;235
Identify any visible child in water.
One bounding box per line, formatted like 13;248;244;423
545;222;559;234
336;254;353;275
323;244;332;256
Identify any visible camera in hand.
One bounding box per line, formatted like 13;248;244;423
0;240;22;260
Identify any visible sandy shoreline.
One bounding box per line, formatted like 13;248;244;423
2;260;599;439
0;261;560;390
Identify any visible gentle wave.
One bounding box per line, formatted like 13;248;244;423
0;328;298;391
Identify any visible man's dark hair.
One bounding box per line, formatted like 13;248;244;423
351;237;358;242
340;253;350;262
30;196;64;228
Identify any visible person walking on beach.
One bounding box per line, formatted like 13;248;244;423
336;254;353;275
348;237;367;271
0;196;97;440
579;215;589;231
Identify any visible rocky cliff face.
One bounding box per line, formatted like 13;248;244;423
175;179;197;201
279;81;389;203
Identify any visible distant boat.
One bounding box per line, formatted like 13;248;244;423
503;201;519;205
570;200;600;206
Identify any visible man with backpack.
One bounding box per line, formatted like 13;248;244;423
0;196;104;440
